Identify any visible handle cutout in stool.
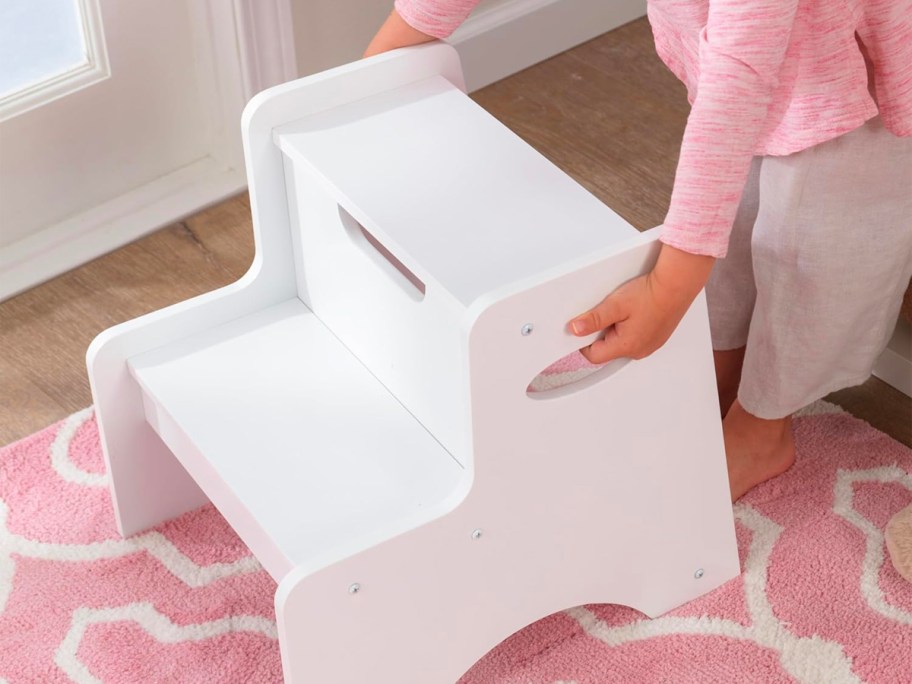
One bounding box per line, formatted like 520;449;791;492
526;352;631;400
338;205;426;301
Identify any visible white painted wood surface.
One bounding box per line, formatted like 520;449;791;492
277;232;738;683
129;298;464;581
275;71;636;465
89;44;738;684
87;42;467;538
275;75;635;306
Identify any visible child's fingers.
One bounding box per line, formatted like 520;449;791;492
570;293;627;336
580;325;627;364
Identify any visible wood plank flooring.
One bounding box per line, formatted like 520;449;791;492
1;18;909;447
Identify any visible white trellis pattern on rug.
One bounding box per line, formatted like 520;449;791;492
1;397;910;682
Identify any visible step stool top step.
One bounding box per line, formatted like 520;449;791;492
274;75;638;306
128;299;465;580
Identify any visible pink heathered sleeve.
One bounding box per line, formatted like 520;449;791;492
394;0;482;39
659;0;800;258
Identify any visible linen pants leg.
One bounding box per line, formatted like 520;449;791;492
705;158;763;350
706;117;912;419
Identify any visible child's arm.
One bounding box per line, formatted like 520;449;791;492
365;1;798;365
571;0;800;364
658;0;800;259
365;1;481;57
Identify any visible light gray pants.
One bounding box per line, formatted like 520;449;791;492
705;116;912;419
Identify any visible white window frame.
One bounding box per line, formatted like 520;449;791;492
0;0;111;122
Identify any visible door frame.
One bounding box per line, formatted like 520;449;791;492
0;0;297;301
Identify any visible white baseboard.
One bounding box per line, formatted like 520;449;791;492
873;319;912;397
0;158;246;301
451;0;647;91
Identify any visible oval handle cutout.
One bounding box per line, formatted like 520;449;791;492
338;205;426;301
526;351;631;399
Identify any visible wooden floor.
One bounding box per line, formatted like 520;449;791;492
2;18;910;447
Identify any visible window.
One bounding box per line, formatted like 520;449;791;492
0;0;109;121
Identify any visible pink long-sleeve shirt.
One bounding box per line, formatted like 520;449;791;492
394;0;912;257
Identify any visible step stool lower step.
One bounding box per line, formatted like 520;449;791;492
128;298;465;582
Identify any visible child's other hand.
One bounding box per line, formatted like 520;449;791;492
569;244;714;364
364;9;436;58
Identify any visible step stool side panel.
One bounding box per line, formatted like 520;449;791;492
88;334;209;538
86;280;286;537
273;230;739;684
86;52;350;534
463;228;740;613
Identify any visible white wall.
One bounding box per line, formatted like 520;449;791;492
291;0;647;91
292;0;510;78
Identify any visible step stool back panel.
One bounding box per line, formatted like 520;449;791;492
276;73;639;463
283;157;471;463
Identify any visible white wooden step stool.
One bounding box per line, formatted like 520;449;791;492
87;44;739;683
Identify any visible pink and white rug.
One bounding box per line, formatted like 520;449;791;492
1;401;910;683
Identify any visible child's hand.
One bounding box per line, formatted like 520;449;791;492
364;10;436;58
569;244;714;364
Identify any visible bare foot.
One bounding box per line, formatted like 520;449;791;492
724;399;796;502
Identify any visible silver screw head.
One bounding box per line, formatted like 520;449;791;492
521;323;534;336
694;568;705;579
471;528;483;539
348;582;361;594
